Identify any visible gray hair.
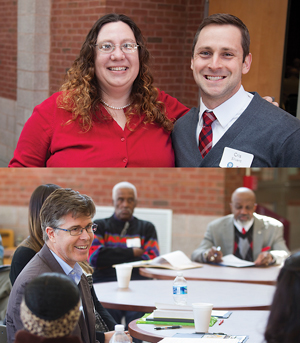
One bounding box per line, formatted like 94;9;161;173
112;182;137;201
40;188;96;242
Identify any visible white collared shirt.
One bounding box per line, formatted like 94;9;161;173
196;86;254;146
233;218;254;233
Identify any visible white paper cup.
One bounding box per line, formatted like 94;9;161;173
115;264;133;288
192;302;213;333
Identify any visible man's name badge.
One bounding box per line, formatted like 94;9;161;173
126;237;141;248
219;147;254;168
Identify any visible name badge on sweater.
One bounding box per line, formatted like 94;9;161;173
219;147;254;167
126;238;141;248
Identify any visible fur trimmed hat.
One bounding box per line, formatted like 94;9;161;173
20;273;81;338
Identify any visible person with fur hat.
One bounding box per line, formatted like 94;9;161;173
15;273;82;343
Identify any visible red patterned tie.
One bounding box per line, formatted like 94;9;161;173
199;111;217;158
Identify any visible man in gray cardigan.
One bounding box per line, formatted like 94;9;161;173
191;187;289;265
172;13;300;167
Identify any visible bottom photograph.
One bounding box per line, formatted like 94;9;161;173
0;168;299;343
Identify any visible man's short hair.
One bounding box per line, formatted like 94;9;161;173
192;13;250;62
112;181;137;201
40;188;96;242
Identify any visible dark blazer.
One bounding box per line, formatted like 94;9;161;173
14;330;82;343
172;93;300;167
6;244;97;343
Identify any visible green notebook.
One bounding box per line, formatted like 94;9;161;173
136;313;218;327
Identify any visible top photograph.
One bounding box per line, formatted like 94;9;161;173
1;0;300;167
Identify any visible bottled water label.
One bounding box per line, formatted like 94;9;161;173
173;285;187;295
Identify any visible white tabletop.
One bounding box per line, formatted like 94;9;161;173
94;280;275;312
128;311;270;343
139;264;281;285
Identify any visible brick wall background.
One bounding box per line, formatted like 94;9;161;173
49;0;201;107
0;168;243;215
0;0;17;100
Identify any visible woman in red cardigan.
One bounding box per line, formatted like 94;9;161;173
9;13;189;168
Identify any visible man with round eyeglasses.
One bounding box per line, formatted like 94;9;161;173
6;188;123;343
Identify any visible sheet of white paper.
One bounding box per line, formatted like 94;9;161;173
159;338;239;343
151;250;192;267
220;254;255;267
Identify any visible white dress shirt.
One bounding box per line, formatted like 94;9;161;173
233;218;254;233
196;86;254;146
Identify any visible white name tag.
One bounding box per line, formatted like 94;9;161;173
219;147;254;168
126;238;141;248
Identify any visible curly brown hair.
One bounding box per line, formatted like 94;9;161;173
58;13;173;132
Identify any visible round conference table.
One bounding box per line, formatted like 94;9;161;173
94;280;275;312
139;264;281;285
128;310;270;343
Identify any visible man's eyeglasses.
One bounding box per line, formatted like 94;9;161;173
53;223;98;236
95;42;139;54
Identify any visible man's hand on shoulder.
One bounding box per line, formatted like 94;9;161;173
262;96;279;107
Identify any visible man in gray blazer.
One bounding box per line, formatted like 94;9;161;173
192;187;289;265
6;188;119;343
172;13;300;167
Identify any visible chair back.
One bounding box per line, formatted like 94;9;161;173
0;229;14;248
0;325;7;343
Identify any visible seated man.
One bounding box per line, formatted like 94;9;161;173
192;187;289;266
89;181;159;330
6;188;119;343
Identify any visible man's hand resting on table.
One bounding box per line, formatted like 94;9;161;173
254;252;274;266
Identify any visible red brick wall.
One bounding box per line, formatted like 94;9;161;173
50;0;106;94
0;169;243;215
49;0;205;107
0;0;17;100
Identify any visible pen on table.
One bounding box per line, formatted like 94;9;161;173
261;246;271;252
219;319;224;325
154;326;182;330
